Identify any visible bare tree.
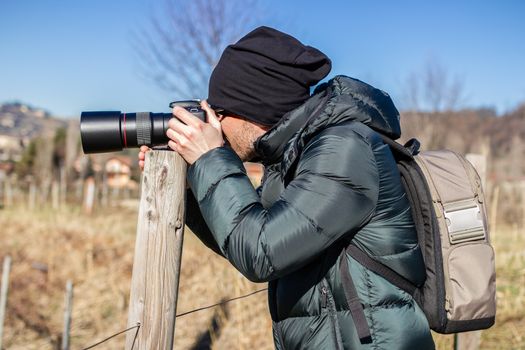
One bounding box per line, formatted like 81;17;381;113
403;58;467;112
134;0;262;99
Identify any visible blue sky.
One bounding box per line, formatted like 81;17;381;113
1;0;524;117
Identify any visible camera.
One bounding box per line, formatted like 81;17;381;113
80;100;207;154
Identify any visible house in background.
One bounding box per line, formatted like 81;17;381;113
0;135;23;162
105;156;137;189
74;154;261;190
0;135;22;180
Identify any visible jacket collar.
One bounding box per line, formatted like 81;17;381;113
254;75;402;166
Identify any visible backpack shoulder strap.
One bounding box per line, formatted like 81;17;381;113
379;135;421;160
346;244;417;295
345;133;423;295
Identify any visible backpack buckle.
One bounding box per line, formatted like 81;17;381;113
444;200;486;244
403;138;421;155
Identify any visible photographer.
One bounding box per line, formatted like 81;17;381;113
139;26;434;349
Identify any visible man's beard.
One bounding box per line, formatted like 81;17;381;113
224;129;258;162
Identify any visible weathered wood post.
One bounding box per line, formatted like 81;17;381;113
125;150;187;349
83;177;95;215
3;178;13;207
28;179;37;210
52;180;60;210
60;166;67;208
0;255;12;350
489;186;499;242
101;173;109;208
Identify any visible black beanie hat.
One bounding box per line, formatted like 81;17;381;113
208;26;332;126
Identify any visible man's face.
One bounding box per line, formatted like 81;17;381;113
219;115;270;162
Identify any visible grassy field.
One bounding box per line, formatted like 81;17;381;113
0;204;523;349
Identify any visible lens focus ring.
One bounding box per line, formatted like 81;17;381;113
136;112;152;146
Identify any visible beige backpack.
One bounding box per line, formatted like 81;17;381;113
348;137;496;333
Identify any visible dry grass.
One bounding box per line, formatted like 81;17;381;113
0;204;523;349
0;204;272;349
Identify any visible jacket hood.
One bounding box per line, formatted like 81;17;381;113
255;75;401;165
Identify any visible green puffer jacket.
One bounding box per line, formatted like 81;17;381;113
186;76;435;349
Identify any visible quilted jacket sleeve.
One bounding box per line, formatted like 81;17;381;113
186;127;379;282
185;190;224;257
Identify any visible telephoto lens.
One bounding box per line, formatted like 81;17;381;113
80;100;206;154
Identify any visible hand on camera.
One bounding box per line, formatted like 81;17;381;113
138;145;150;172
166;100;224;165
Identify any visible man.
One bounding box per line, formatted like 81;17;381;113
139;26;434;349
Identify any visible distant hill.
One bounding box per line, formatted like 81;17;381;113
0;102;67;140
0;102;69;163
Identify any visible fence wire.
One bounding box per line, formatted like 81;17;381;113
78;287;267;349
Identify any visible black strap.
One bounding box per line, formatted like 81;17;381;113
403;138;421;155
339;247;372;343
378;134;420;160
346;245;417;295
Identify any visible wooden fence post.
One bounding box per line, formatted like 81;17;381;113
489;186;500;242
0;256;12;350
60;166;67;208
3;178;12;207
28;180;37;210
125;150;187;350
101;173;108;208
75;179;83;202
52;181;60;210
522;181;525;232
466;154;487;190
83;177;95;215
61;280;73;350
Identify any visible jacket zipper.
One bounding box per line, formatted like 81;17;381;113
321;286;328;309
320;280;343;350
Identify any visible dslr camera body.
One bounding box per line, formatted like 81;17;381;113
80;100;206;154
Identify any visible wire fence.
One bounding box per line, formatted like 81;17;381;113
0;247;268;349
81;324;140;350
79;288;267;349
